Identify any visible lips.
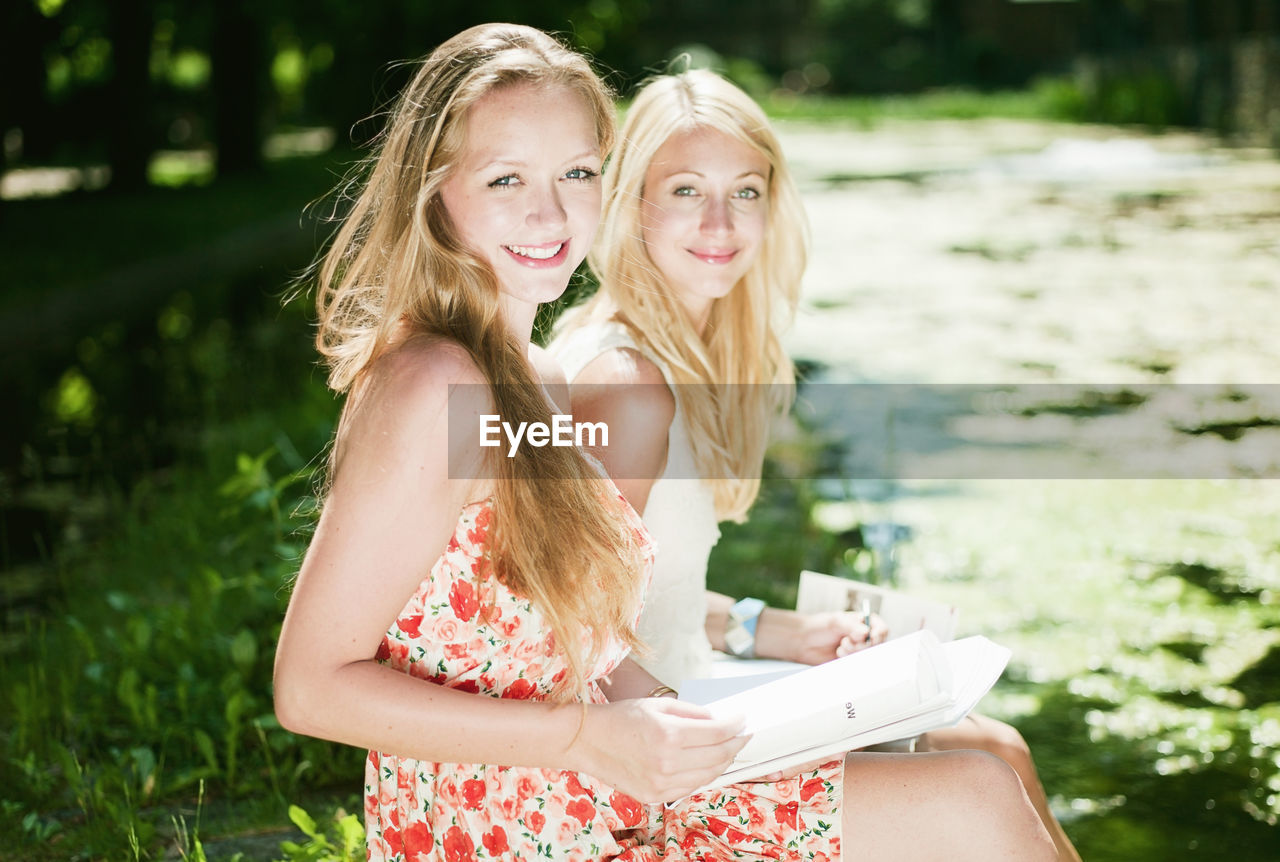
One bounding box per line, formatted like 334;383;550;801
503;240;570;268
688;248;739;265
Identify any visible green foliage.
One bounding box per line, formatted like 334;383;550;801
0;426;370;858
0;241;360;859
710;475;1280;861
1031;75;1091;122
760;87;1077;126
276;805;364;862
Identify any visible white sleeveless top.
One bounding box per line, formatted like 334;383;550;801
551;322;721;686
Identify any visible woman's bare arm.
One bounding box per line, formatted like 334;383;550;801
567;347;674;515
273;339;745;800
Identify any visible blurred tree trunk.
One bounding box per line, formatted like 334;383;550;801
106;0;154;193
931;0;963;84
1;3;57;220
212;0;264;177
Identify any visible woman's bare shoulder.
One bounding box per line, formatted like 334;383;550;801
574;345;669;389
373;333;486;393
337;335;488;463
569;347;675;439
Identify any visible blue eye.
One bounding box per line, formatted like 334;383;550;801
673;186;697;197
565;167;599;181
488;175;519;188
734;187;761;200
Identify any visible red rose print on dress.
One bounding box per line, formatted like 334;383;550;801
402;821;434;859
501;678;536;700
564;771;592;798
381;825;400;856
609;791;644;828
442;825;476;862
776;800;799;828
565;797;595;827
482;825;509;856
526;809;545;834
801;777;826;802
398;613;424;638
449;580;480;621
462;778;486;810
495;615;523;639
467;506;491;546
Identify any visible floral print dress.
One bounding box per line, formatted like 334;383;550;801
364;496;844;861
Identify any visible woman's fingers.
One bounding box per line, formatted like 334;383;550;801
638;703;750;799
645;698;747;744
576;698;751;802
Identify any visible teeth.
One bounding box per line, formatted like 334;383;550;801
507;243;563;260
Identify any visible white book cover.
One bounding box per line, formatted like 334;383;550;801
681;631;1011;790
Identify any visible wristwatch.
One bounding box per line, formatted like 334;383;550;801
724;597;766;659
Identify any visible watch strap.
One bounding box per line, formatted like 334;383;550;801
724;596;766;659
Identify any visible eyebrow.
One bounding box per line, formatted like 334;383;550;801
663;169;767;180
473;149;601;172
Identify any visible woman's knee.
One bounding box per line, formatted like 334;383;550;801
845;751;1052;859
947;748;1021;786
980;718;1037;775
940;750;1036;813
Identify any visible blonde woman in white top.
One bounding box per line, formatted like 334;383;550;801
553;68;1068;859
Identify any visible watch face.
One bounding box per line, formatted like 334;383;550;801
725;624;754;657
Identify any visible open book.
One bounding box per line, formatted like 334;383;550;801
794;569;959;640
681;573;1007;789
682;630;1010;788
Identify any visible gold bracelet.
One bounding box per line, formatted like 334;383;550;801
647;684;677;699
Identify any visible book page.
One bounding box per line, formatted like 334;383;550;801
693;633;1011;790
796;570;960;641
679;666;804;706
694;631;949;766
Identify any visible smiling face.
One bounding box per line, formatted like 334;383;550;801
639;126;770;330
440;81;603;329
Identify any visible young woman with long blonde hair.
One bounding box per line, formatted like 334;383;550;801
554;68;1074;860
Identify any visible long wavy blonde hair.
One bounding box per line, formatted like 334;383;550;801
565;69;805;521
310;23;643;702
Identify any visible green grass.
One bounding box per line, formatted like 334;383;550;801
710;477;1280;861
0;270;354;858
758;79;1085;126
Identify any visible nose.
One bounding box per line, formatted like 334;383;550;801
700;196;733;237
528;181;568;232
